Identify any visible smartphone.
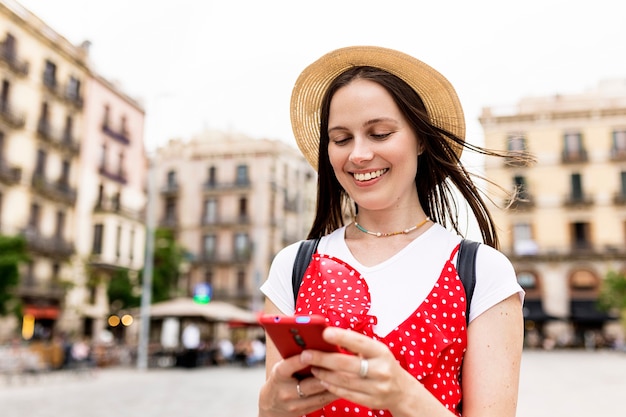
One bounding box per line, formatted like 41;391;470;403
258;314;342;379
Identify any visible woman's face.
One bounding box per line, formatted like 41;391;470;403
327;78;421;212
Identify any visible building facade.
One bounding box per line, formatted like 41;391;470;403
0;0;146;343
153;130;316;312
480;80;626;348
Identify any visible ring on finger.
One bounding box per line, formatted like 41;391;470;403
296;382;306;398
358;358;369;379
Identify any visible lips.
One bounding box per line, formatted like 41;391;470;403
353;168;388;182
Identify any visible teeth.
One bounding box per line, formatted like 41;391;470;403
354;169;387;182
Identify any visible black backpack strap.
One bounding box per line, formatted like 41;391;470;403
291;238;321;302
457;239;480;322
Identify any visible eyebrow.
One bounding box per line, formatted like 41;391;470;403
328;117;399;134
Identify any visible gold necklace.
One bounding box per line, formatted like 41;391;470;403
354;217;430;237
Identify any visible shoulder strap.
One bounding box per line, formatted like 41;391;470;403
457;239;480;322
291;238;321;302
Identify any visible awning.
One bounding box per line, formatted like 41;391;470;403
569;300;616;324
523;299;560;322
140;297;259;324
24;305;60;320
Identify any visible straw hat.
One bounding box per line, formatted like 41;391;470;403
290;46;465;169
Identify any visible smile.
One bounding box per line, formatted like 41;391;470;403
353;168;388;182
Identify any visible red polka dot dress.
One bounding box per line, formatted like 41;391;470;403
295;244;468;417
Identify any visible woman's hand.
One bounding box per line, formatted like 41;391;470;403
300;326;424;414
259;342;338;417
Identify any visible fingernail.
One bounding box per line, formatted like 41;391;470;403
301;351;312;363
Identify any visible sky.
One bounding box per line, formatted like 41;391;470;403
13;0;626;158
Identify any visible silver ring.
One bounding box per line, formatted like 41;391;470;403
296;382;306;398
358;358;369;379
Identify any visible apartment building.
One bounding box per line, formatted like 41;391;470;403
0;1;146;342
153;130;316;311
480;79;626;347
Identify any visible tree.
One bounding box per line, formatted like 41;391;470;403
107;268;141;310
144;228;187;303
0;235;30;317
598;270;626;332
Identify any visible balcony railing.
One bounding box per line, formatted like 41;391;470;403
0;158;21;185
99;164;128;184
102;123;131;145
31;174;77;205
610;147;626;162
0;100;26;129
17;280;65;299
195;250;252;265
201;215;250;227
0;44;29;76
160;183;179;195
563;193;593;207
203;179;251;192
561;149;588;164
36;120;80;154
21;227;74;259
506;194;535;210
42;77;84;109
94;198;143;222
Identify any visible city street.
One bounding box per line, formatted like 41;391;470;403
1;349;625;417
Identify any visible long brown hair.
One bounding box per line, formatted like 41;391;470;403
306;66;520;249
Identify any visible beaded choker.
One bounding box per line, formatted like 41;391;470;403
354;217;430;237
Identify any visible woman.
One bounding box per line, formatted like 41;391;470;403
259;46;524;417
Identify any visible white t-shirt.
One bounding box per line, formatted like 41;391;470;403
260;223;524;338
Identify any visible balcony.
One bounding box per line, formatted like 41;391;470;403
94;198;143;222
203;179;251;193
36;120;81;155
99;164;128;184
0;158;21;185
561;149;588;164
159;216;178;229
563;193;593;208
102;123;131;145
31;174;77;205
0;100;26;129
0;44;29;76
201;215;250;228
42;77;83;109
160;183;179;196
17;279;65;300
195;250;252;265
21;227;74;259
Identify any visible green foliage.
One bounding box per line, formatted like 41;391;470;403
0;235;30;317
598;270;626;312
142;228;186;304
107;268;141;310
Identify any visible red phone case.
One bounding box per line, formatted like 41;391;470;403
258;314;341;378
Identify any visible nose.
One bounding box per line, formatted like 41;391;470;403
349;137;374;165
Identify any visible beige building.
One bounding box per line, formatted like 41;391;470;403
0;0;146;343
480;79;626;348
153;130;316;312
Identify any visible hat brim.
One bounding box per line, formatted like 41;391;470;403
290;46;465;169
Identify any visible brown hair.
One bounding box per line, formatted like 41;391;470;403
306;66;514;249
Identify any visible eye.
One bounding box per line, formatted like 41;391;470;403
370;132;392;140
331;136;352;146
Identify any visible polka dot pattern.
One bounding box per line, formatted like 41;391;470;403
296;247;467;417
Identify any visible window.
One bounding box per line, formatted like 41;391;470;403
120;116;128;137
507;133;527;151
236;164;249;185
570;173;584;201
103;105;110;128
55;210;65;238
63;115;73;143
66;76;80;101
35;149;46;176
621;171;626;197
204;270;214;287
202;234;216;257
0;132;4;160
238;197;247;219
115;225;122;258
92;224;104;254
4;34;16;60
571;222;591;251
43;60;57;88
517;272;538;290
166;170;177;188
203;198;218;224
165;197;177;223
96;184;104;207
236;269;246;293
129;228;135;261
207;166;216;186
612;129;626;159
513;175;528;199
38;102;50;134
562;132;587;162
28;203;40;230
1;79;9;109
234;233;249;257
512;222;537;255
60;159;70;186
